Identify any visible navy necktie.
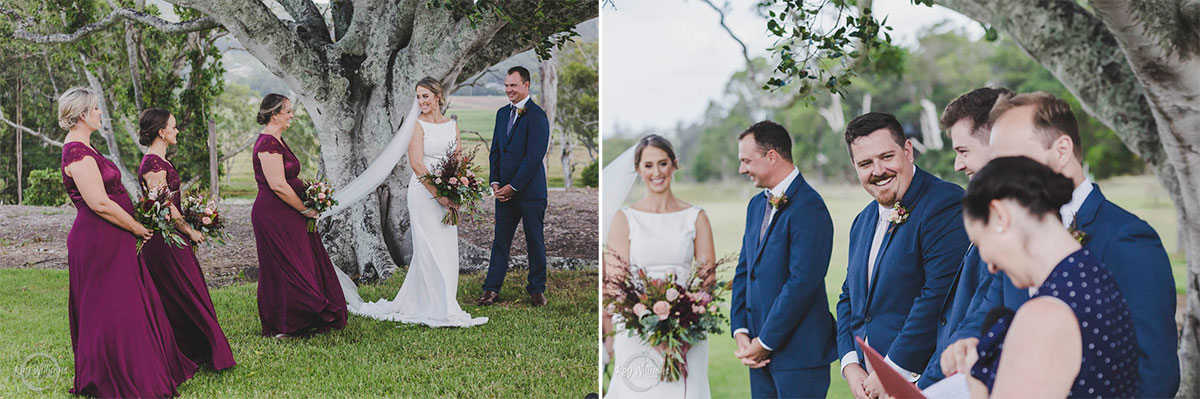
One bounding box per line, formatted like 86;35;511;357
506;106;518;135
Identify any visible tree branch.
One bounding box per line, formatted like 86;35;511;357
278;0;332;44
0;6;218;44
701;0;752;67
935;0;1175;191
0;107;63;147
219;132;258;163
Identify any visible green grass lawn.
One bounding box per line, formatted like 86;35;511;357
0;268;598;398
605;174;1185;398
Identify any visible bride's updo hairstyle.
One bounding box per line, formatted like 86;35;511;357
257;93;289;125
415;77;445;108
633;134;678;168
963;156;1074;224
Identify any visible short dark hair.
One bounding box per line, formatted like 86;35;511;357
737;120;793;162
257;93;289;125
634;134;678;168
940;87;1014;141
507;66;531;83
963;156;1075;224
138;108;172;146
845;112;905;149
988;91;1082;160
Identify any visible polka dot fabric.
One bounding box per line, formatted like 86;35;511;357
974;249;1140;398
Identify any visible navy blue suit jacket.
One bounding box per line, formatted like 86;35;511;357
729;169;837;370
488;100;549;201
917;246;995;387
960;185;1179;397
836;166;970;373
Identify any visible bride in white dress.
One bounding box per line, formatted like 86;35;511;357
604;135;715;398
351;77;487;328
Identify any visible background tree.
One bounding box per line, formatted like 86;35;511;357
3;0;598;280
0;0;226;198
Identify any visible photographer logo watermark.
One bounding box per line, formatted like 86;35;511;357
613;354;662;392
15;353;60;391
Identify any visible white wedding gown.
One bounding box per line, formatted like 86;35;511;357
351;119;488;328
607;206;710;399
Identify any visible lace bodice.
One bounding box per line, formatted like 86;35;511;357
61;142;127;204
252;134;301;185
138;154;182;208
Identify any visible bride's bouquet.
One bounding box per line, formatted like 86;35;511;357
133;184;187;252
180;192;230;246
604;253;733;383
302;178;337;232
417;142;490;225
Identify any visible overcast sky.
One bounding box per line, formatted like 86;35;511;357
600;0;983;137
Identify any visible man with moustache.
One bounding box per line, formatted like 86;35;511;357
730;121;837;398
916;87;1013;389
941;92;1179;397
835;113;970;399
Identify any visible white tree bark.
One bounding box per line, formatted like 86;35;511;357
152;0;597;279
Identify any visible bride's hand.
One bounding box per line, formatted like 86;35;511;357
436;196;456;209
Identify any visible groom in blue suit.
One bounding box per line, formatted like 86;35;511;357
730;121;837;398
836;113;969;399
948;92;1179;397
479;66;550;307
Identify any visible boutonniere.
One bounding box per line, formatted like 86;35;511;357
886;202;909;231
767;192;789;210
515;106;527;116
1068;218;1089;244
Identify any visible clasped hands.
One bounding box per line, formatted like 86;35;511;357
733;333;771;368
492;183;516;202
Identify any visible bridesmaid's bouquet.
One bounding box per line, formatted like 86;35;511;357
603;253;734;383
417;143;490;225
302;179;337;232
133;184;187;252
181;192;230;245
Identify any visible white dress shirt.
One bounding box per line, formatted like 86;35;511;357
733;167;800;351
1027;178;1094;296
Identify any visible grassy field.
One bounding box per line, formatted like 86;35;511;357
605;174;1184;398
220;103;595;199
0;269;598;398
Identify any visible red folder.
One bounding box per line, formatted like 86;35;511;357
855;336;926;399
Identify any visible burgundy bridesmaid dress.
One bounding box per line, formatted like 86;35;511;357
137;154;236;370
250;134;347;336
61;142;197;397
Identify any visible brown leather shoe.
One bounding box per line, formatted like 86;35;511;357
477;291;499;306
530;293;547;307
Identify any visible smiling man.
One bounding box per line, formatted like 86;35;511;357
916;87;1012;389
945;91;1179;398
835;112;970;399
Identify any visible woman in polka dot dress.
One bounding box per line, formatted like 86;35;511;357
941;157;1138;398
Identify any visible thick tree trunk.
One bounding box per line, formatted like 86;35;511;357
1087;1;1200;396
157;0;595;279
541;51;560;187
